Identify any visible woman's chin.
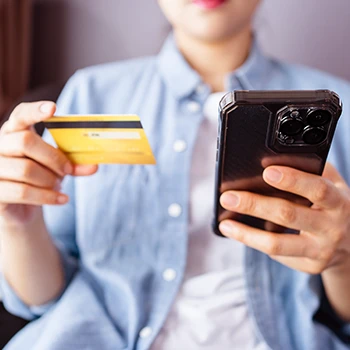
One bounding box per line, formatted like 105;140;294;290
183;21;243;42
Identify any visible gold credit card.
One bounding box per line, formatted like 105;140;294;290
44;115;156;165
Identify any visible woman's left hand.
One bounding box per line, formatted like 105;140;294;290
220;162;350;321
219;162;350;274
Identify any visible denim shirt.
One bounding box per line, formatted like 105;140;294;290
2;34;350;350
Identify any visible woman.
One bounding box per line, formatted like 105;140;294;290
1;0;350;349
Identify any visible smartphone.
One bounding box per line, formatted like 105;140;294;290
212;90;342;236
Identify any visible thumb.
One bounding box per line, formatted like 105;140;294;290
4;101;56;134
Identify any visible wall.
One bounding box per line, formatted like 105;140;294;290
30;0;169;87
257;0;350;81
30;0;350;88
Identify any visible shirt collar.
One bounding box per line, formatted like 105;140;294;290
157;33;273;98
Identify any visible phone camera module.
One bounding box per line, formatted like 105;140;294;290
280;117;304;136
302;127;327;145
307;109;331;127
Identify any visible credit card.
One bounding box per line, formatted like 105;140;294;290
44;115;156;165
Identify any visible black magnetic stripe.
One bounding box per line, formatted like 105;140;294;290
44;121;142;129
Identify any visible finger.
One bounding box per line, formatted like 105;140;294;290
4;102;56;134
220;190;326;233
219;219;315;258
71;164;99;177
0;131;72;177
262;166;341;209
0;181;68;206
0;156;60;189
322;162;347;186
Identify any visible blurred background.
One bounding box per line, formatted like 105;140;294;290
1;0;350;123
30;0;350;85
0;0;349;347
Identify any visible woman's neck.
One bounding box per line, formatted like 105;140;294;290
174;27;253;92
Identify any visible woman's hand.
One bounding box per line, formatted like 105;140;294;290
219;163;350;320
0;101;98;228
0;101;98;306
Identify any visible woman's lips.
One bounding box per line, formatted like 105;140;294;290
193;0;227;10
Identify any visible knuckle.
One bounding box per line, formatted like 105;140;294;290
19;160;35;179
17;184;31;201
233;229;244;242
282;172;297;190
20;130;36;150
44;175;58;190
242;195;256;214
49;148;65;166
278;204;297;225
313;179;330;203
307;245;321;260
266;237;283;255
332;230;345;245
318;245;335;263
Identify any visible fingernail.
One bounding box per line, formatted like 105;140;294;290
265;168;283;183
219;221;232;235
221;192;239;208
40;103;53;114
64;162;73;175
57;195;68;204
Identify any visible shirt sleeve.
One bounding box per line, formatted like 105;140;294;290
314;282;350;346
0;71;85;320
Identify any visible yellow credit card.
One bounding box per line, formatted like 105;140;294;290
44;115;156;165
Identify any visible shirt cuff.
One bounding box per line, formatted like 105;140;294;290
0;243;78;321
314;284;350;345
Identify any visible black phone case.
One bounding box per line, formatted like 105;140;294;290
213;90;342;236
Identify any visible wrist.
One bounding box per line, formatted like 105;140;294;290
321;256;350;323
1;206;43;229
0;211;46;243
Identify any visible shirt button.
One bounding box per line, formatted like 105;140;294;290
163;268;177;282
187;101;201;113
139;326;152;339
168;203;182;218
173;140;187;153
195;83;207;95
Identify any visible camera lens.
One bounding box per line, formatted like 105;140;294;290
307;110;331;127
280;118;304;136
302;127;327;144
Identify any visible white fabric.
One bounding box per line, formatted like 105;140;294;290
152;93;269;349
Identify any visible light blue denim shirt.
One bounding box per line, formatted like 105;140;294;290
2;34;350;350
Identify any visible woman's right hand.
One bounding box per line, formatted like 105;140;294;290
0;101;98;227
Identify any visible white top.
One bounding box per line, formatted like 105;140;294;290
151;93;269;350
